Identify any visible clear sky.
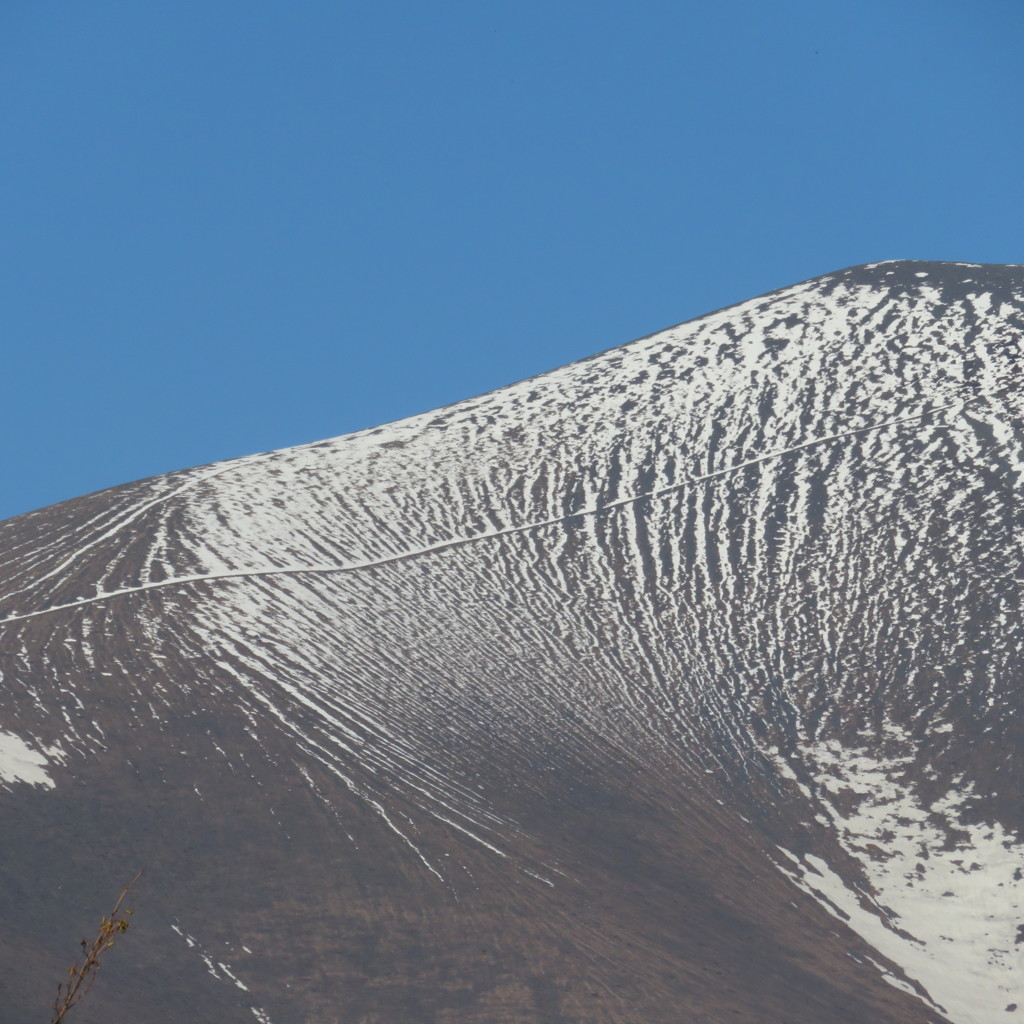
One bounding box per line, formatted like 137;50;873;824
1;1;1022;521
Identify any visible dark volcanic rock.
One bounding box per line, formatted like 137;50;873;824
2;260;1022;1023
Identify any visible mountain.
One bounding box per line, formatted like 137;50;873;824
1;260;1022;1024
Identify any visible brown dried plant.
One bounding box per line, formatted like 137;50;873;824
51;871;141;1024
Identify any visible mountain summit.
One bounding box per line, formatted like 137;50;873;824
1;261;1022;1024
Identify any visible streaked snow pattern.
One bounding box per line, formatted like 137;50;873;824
1;260;1023;1023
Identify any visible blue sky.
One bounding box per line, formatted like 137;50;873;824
1;0;1022;521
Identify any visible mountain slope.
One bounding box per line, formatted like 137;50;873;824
1;260;1022;1023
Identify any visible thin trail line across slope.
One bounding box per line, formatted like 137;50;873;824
0;396;989;627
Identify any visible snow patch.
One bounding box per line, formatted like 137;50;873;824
774;736;1024;1024
0;730;58;788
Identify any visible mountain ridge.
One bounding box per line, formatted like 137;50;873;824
1;259;1022;1023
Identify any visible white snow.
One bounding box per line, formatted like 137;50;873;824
773;734;1024;1024
0;730;57;788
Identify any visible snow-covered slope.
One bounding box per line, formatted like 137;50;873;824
1;260;1022;1024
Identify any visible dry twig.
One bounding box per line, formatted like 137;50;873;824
51;871;141;1024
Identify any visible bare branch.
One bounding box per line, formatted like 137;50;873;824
51;872;141;1024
